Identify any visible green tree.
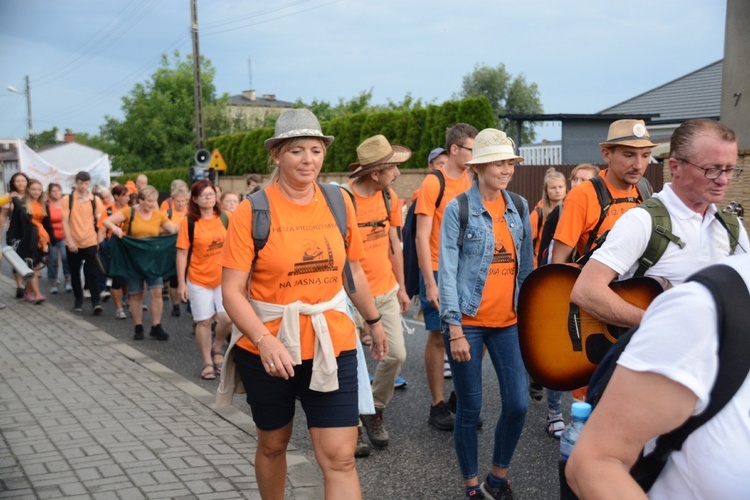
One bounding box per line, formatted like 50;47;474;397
100;51;230;172
27;127;59;149
458;63;543;145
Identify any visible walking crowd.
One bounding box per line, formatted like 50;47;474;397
2;108;748;500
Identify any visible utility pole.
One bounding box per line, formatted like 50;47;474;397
190;0;205;150
24;75;33;139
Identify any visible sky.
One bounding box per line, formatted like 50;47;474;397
0;0;728;145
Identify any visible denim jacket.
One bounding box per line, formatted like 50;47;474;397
438;182;534;326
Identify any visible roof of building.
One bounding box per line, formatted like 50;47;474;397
229;92;295;108
599;60;722;123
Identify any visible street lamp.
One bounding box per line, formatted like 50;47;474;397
7;75;33;139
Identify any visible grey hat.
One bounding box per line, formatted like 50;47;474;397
263;109;334;152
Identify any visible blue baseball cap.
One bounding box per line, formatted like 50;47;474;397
427;147;447;164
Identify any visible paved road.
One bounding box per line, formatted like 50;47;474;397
8;260;568;499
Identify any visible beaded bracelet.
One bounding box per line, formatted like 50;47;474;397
449;335;466;342
255;333;271;347
364;314;383;325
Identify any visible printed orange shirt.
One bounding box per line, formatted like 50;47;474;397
119;206;169;239
553;170;642;256
176;215;227;288
221;183;366;359
62;192;104;248
463;196;517;328
163;205;187;225
415;167;471;270
348;184;402;296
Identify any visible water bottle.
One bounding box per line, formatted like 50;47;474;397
558;401;592;500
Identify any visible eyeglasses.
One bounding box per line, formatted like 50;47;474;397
677;158;743;180
457;145;473;153
198;192;216;199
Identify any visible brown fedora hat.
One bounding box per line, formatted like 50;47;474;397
348;135;412;178
599;119;657;149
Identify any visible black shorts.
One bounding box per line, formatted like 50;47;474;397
233;347;358;431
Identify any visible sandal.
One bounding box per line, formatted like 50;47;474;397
200;364;216;380
211;350;225;375
546;415;565;439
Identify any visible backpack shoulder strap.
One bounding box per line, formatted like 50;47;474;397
581;176;612;258
339;183;356;210
456;193;469;249
534;206;543;234
633;198;685;278
167;207;173;220
219;211;229;229
431;169;446;208
317;182;356;293
248;189;271;263
382;187;392;222
185;216;196;274
507;191;526;220
632;264;750;486
636;177;652;202
714;210;741;255
127;206;136;236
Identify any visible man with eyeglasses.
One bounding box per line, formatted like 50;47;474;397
415;123;476;431
572;119;748;328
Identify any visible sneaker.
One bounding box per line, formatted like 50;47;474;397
480;479;514;500
149;324;169;341
529;381;544;403
16;287;24;299
428;401;454;431
360;410;389;447
100;290;111;302
171;304;181;317
83;289;91;299
468;489;486;499
93;304;104;316
354;426;371;458
447;391;483;429
142;304;149;312
73;302;84;312
394;375;408;389
33;293;46;305
546;414;565;439
115;309;127;319
443;353;452;379
134;324;144;340
64;282;72;293
24;291;35;303
50;285;59;295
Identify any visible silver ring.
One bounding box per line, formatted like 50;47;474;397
270;362;275;369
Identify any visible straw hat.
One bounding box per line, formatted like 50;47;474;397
465;128;524;165
599;119;657;149
348;135;412;178
263;109;334;152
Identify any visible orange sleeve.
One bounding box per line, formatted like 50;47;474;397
389;188;402;227
414;174;441;217
176;217;190;250
220;198;254;273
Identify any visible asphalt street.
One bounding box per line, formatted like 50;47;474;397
6;259;569;499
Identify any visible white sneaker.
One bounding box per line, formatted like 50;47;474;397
100;290;111;302
114;309;127;319
83;289;91;299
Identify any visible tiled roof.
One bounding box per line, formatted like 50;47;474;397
599;60;722;123
229;94;295;108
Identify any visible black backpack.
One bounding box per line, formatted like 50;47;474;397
455;190;527;249
402;170;446;299
584;263;750;493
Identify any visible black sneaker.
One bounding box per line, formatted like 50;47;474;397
134;324;144;340
428;401;454;431
16;287;24;299
171;304;181;317
360;410;389;448
468;489;486;499
529;381;544;402
447;391;483;429
93;304;104;316
480;479;514;500
149;324;169;341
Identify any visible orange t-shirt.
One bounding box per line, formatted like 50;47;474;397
220;183;366;359
119;206;169;239
463;196;517;328
553;170;642;256
62;191;104;248
98;204;124;238
176;215;227;288
415;167;471;270
30;201;50;248
163;206;187;225
349;184;402;296
529;202;544;267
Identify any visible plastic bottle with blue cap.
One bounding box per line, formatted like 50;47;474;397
558;401;592;499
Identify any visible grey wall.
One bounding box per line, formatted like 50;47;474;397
561;120;611;164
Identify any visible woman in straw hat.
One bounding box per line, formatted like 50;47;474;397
218;108;388;499
438;128;533;499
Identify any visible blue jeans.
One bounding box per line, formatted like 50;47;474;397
547;388;562;415
47;240;70;282
443;324;529;480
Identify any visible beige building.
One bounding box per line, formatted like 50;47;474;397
226;90;295;131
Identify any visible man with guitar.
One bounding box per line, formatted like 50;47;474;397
551;119;657;265
571;119;748;328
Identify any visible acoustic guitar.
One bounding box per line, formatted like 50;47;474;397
517;264;663;391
